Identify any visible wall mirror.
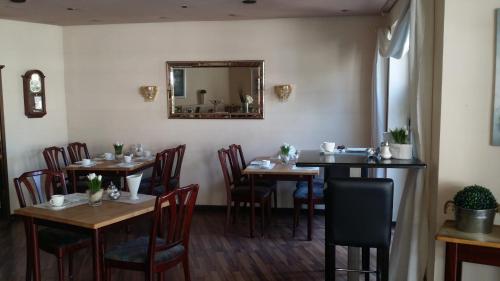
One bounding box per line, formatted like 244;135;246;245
166;60;264;119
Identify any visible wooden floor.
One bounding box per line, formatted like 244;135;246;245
0;209;377;281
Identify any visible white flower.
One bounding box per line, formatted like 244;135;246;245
97;175;102;182
87;173;96;180
245;95;254;104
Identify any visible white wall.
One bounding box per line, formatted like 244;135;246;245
434;1;500;280
0;19;68;211
63;17;383;206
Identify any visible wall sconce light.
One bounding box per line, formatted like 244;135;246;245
274;84;292;102
140;86;158;102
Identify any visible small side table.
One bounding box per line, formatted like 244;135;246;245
436;220;500;281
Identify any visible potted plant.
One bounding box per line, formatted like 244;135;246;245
113;142;124;158
87;173;103;207
279;143;296;164
198;89;207;104
445;185;498;233
389;127;412;159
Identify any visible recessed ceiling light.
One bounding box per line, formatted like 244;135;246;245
181;4;188;8
10;0;26;3
341;9;350;13
228;14;237;17
67;7;78;11
159;16;170;19
242;0;256;4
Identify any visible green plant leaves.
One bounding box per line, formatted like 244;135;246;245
454;185;497;210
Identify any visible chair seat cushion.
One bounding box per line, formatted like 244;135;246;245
232;185;271;200
38;227;90;253
293;184;325;200
104;236;185;264
296;177;324;189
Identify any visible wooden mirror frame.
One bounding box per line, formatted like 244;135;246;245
22;69;46;118
166;60;264;119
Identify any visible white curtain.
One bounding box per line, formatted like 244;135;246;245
371;3;410;149
388;0;435;279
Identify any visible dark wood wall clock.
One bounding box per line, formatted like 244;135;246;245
22;69;46;118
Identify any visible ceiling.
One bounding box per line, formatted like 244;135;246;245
0;0;397;26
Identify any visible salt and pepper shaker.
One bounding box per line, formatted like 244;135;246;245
380;141;392;159
106;181;121;200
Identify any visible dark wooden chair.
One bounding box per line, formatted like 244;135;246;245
43;146;69;173
67;142;90;163
325;178;394;281
14;169;90;281
104;184;199;281
169;144;186;190
139;147;177;195
228;144;277;209
292;177;325;237
218;148;272;235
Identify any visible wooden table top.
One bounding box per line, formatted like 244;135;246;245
243;158;320;176
295;149;427;168
65;157;155;172
436;220;500;249
14;198;158;229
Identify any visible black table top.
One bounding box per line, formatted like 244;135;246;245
295;150;427;169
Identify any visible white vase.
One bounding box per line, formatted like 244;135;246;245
126;173;143;200
389;143;413;159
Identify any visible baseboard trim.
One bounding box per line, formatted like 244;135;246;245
194;204;326;215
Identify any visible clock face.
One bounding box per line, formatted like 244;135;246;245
29;73;42;93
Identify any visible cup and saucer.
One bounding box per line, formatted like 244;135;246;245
320;141;336;155
103;152;115;161
77;158;96;167
48;195;68;210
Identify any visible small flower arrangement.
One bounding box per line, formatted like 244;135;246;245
87;173;102;193
239;93;254;104
113;142;124;155
87;173;103;206
280;143;297;156
389;127;409;144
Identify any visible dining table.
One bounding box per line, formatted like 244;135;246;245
65;156;155;192
295;149;426;281
242;157;320;240
14;192;158;281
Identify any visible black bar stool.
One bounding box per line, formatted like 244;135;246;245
325;178;394;281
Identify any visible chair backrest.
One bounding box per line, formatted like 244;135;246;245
228;144;246;185
13;169;67;208
325;178;394;248
67;142;90;163
43;146;69;172
218;148;237;202
147;184;199;265
170;144;186;186
149;147;177;194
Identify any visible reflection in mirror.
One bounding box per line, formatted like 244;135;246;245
166;61;264;119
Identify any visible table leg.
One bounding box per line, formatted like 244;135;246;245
347;247;361;281
307;175;313;241
72;170;77;193
123;172;129;191
445;242;460;281
250;174;255;238
28;217;41;281
92;229;102;281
